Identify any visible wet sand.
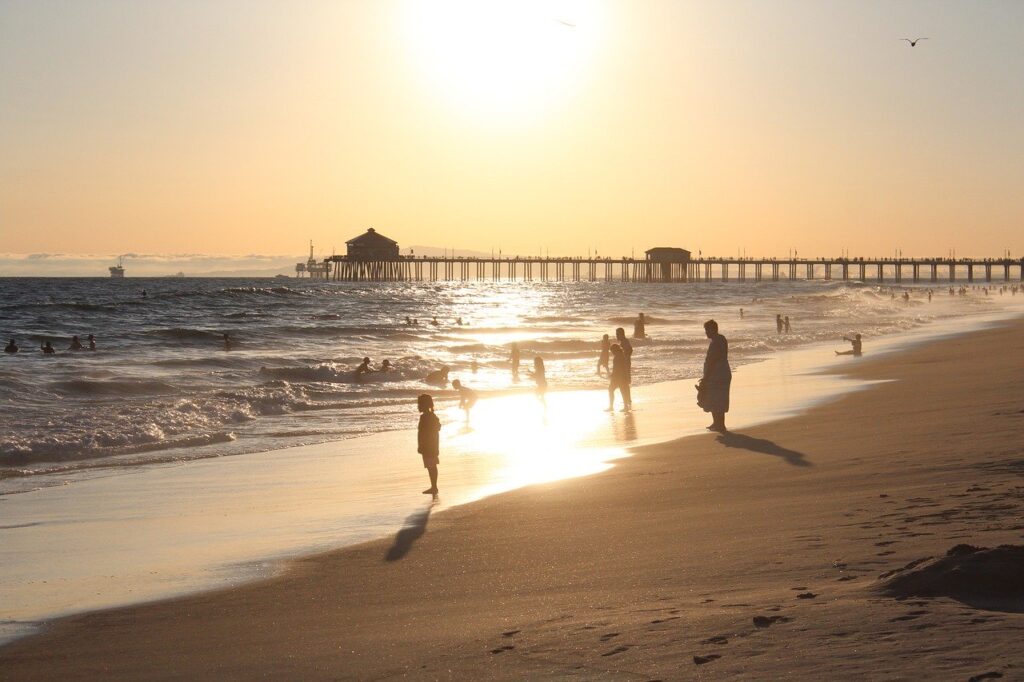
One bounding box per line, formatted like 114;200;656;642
2;318;1024;679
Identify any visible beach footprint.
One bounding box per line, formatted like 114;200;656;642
752;615;792;628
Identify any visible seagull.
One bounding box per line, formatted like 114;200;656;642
901;38;928;47
554;18;576;28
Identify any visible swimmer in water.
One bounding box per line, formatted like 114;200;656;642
424;366;450;387
4;339;18;354
41;340;56;354
223;333;232;351
68;335;84;351
87;334;96;351
356;357;373;377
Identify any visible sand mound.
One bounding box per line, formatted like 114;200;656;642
878;544;1024;612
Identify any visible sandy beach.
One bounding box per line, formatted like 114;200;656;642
3;317;1023;680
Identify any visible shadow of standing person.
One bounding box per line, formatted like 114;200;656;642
715;432;812;467
385;502;437;562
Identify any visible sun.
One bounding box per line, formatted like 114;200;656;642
399;0;604;125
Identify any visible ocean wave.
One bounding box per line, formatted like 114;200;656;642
606;315;687;325
258;359;433;385
51;378;179;396
0;301;121;313
146;327;225;341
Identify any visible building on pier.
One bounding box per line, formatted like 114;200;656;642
645;247;691;263
347;228;399;261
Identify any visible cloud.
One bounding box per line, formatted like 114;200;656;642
0;253;305;277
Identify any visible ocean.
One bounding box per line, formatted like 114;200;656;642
0;276;1013;495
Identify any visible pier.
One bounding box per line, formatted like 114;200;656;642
323;255;1024;284
309;230;1023;284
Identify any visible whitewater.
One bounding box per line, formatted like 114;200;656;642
0;276;1013;494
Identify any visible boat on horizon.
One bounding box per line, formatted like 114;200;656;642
109;257;125;278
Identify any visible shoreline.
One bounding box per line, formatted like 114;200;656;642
1;307;1022;649
2;314;1024;676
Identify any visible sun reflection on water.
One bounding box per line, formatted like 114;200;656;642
440;386;630;500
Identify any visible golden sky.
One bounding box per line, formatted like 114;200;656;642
1;0;1022;261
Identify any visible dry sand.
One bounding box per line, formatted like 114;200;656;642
2;319;1023;680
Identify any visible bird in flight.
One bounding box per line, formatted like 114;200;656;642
554;19;576;28
901;38;928;47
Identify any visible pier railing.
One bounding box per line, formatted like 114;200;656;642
318;256;1024;284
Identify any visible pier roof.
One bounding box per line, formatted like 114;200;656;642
645;247;691;262
346;228;397;246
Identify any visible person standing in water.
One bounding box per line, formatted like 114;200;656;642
607;344;631;412
596;334;611;377
451;379;478;423
355;357;373;377
40;340;56;354
784;316;791;333
223;333;232;351
4;339;18;353
68;335;83;351
87;334;97;351
776;314;784;334
509;342;521;379
614;328;633;386
697;319;731;432
533;356;547;405
633;313;647;339
417;394;441;496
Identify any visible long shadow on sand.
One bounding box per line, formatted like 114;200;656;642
716;432;812;467
385;502;436;562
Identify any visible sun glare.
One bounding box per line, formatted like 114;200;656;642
400;0;603;124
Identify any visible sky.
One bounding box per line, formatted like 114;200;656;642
1;0;1022;275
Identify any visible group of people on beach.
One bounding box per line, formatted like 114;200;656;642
415;314;732;496
5;334;96;354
